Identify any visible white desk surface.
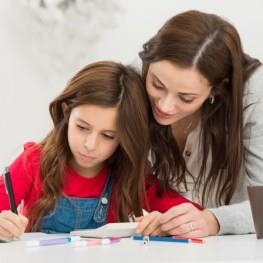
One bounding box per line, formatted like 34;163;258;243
0;234;262;263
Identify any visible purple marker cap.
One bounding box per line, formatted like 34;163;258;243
25;236;81;247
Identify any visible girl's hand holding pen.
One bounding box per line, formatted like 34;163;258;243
0;200;28;241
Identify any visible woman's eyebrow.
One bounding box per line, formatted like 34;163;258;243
152;74;199;96
151;73;166;87
178;92;199;96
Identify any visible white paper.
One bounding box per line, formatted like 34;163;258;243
70;222;138;238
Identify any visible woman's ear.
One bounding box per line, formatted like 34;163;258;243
61;102;70;117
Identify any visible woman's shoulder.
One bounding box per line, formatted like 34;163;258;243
243;65;263;105
243;66;263;126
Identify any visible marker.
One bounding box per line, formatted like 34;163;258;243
173;235;204;244
3;167;18;214
72;237;121;247
133;235;189;243
25;236;81;247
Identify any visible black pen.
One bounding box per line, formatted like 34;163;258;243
3;167;18;214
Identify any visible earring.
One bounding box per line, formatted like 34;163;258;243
209;96;215;104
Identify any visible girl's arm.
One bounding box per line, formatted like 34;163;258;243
0;142;40;240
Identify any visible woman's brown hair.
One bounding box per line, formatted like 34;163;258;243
140;10;261;206
29;61;150;229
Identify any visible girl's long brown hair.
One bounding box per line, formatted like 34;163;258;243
29;61;150;229
140;10;261;206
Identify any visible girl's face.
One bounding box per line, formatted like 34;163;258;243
146;60;212;125
67;104;120;178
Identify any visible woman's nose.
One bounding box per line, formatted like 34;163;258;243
158;94;176;113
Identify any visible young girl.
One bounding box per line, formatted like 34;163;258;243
0;61;200;241
138;10;263;237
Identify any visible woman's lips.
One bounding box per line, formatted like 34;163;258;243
153;105;176;119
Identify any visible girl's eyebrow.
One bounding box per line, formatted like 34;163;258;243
76;118;117;133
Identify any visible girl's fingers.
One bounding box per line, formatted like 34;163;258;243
0;211;28;238
0;224;15;241
0;215;21;238
17;199;24;214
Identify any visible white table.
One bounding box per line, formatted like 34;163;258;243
0;234;262;263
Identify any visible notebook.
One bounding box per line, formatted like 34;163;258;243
70;222;138;238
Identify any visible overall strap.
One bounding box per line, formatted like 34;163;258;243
93;170;114;223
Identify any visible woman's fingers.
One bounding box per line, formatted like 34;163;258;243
136;211;162;236
158;203;215;238
134;216;144;222
159;203;194;224
160;203;198;232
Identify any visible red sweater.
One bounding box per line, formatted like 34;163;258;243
0;142;201;225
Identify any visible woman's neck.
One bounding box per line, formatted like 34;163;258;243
171;111;200;153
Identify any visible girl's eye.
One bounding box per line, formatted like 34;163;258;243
179;96;194;104
77;124;88;130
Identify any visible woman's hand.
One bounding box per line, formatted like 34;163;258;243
159;203;220;238
0;210;28;241
135;211;167;236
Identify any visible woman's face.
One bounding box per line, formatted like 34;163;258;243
146;60;212;125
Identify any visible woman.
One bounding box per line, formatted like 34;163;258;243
138;10;263;237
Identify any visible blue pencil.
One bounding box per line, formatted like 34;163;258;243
132;235;189;243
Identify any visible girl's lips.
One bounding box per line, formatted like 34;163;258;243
79;152;96;160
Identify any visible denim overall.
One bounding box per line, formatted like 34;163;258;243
39;173;113;233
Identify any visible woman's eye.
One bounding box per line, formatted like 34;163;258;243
103;134;114;140
179;96;194;104
152;82;164;90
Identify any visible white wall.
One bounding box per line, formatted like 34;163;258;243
1;0;263;170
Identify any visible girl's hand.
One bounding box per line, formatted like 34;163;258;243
0;210;28;241
159;203;220;238
135;211;166;236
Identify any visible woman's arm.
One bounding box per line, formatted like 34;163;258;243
209;74;263;235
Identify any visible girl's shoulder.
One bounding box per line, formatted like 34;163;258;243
22;141;42;163
10;141;42;175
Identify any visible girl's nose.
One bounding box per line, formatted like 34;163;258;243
84;133;98;151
